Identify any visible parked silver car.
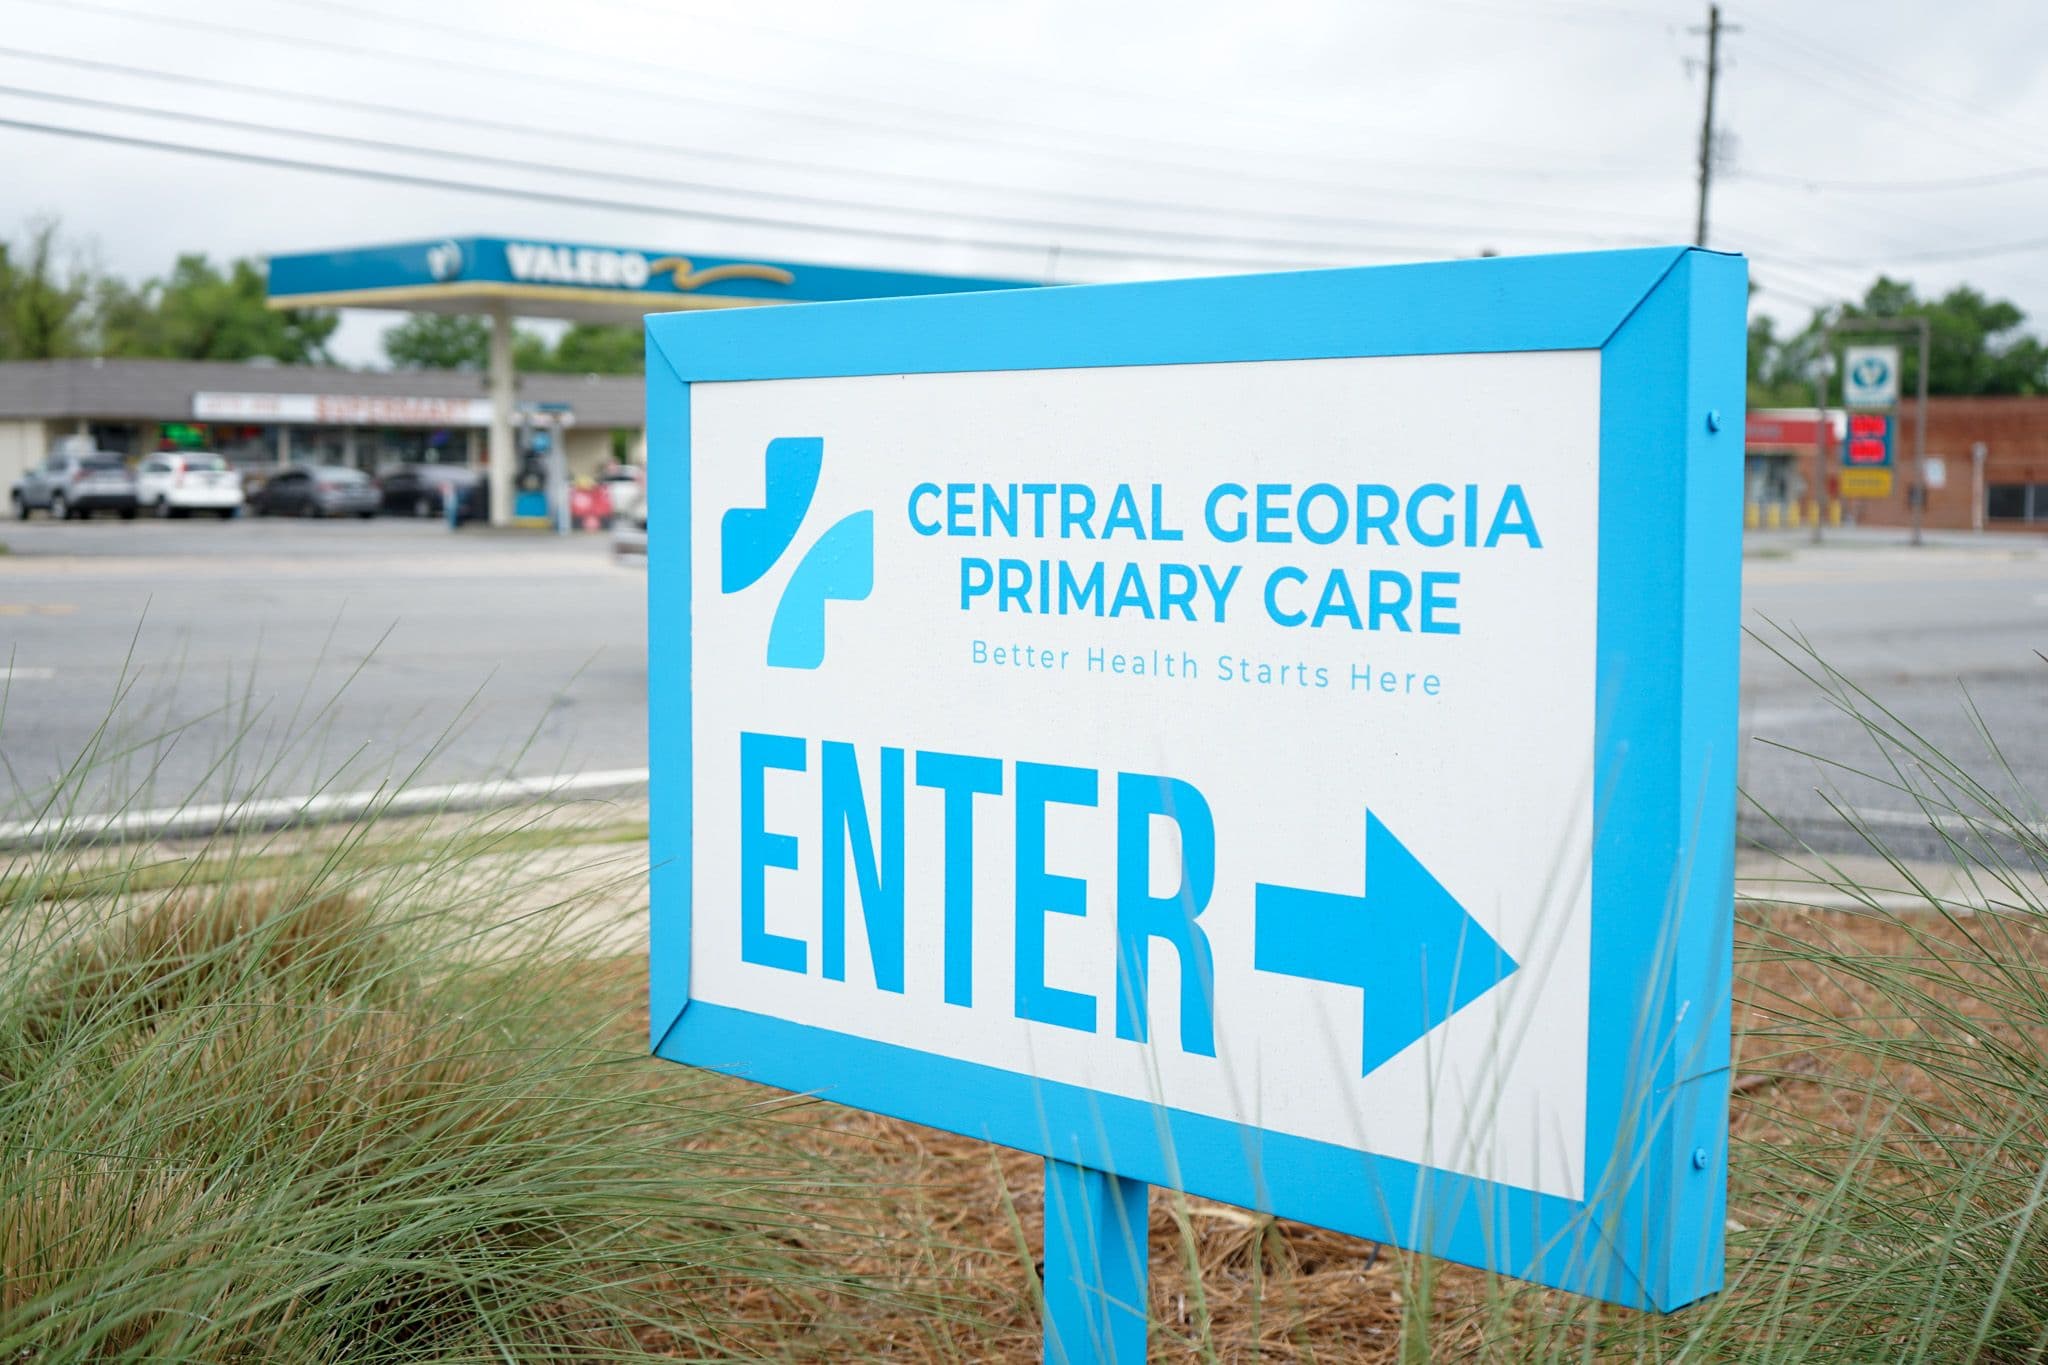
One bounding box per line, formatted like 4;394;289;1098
11;449;139;520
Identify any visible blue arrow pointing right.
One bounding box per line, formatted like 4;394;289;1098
1253;812;1518;1077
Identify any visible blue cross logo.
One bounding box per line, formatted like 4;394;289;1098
720;437;873;670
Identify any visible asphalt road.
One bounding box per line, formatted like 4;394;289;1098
1738;529;2047;856
0;517;646;821
1;517;2042;855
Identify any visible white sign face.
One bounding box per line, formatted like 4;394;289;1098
1842;344;1901;408
687;351;1599;1199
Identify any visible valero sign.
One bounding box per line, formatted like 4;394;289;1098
265;235;1033;312
646;247;1746;1356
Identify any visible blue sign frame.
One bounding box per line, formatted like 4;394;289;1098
647;246;1746;1313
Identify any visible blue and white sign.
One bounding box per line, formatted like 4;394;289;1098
1843;343;1902;408
648;247;1746;1318
267;235;1032;312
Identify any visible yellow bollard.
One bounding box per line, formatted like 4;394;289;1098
1765;503;1782;529
1745;502;1761;530
1829;500;1843;527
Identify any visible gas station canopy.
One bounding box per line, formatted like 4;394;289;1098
266;235;1035;524
267;234;1033;322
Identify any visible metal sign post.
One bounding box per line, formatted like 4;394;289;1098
645;247;1747;1353
1043;1159;1148;1364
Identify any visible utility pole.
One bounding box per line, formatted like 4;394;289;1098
1812;328;1830;545
1692;4;1738;247
1911;314;1930;547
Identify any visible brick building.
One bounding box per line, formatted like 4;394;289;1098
1854;396;2048;532
1745;396;2048;533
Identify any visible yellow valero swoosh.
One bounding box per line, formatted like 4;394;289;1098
648;257;796;291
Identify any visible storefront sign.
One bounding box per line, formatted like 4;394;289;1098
193;393;497;427
1843;344;1901;408
1840;467;1896;499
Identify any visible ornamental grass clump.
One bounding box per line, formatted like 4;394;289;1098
0;817;880;1362
1543;637;2048;1364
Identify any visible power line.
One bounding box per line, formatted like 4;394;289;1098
592;0;1678;140
272;0;1667;185
1742;250;1871;299
0;81;1523;262
1795;235;2048;269
1741;11;2048;167
21;0;1669;216
1752;278;1840;312
1736;165;2048;194
1732;47;2026;170
0;40;1692;241
1734;181;1967;262
0;110;1355;273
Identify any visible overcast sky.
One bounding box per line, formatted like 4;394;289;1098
5;0;2046;367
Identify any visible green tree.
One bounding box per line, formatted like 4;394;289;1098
1749;276;2048;406
85;273;155;357
1839;277;2048;398
96;254;336;363
0;218;91;360
3;221;335;364
385;313;491;370
102;254;337;363
522;323;642;375
1747;312;1829;407
392;318;643;375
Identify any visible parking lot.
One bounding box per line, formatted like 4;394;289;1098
1;516;2043;854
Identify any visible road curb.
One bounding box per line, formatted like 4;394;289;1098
0;768;651;851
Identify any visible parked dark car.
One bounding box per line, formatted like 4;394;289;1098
11;449;138;519
378;464;480;518
249;465;379;518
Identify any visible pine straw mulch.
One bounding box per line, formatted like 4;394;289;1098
594;895;2048;1362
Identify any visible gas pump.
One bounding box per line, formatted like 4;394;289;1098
511;402;575;531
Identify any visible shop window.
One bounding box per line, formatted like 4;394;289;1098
1986;484;2048;522
212;424;277;466
87;423;139;456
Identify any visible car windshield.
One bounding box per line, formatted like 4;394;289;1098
314;467;367;483
83;457;127;472
181;456;229;472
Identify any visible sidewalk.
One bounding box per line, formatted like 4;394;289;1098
1737;846;2048;915
23;799;2037;948
1744;524;2046;555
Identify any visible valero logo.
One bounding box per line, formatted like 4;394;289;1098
425;240;464;282
720;437;872;669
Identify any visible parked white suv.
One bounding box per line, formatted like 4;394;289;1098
135;452;243;518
